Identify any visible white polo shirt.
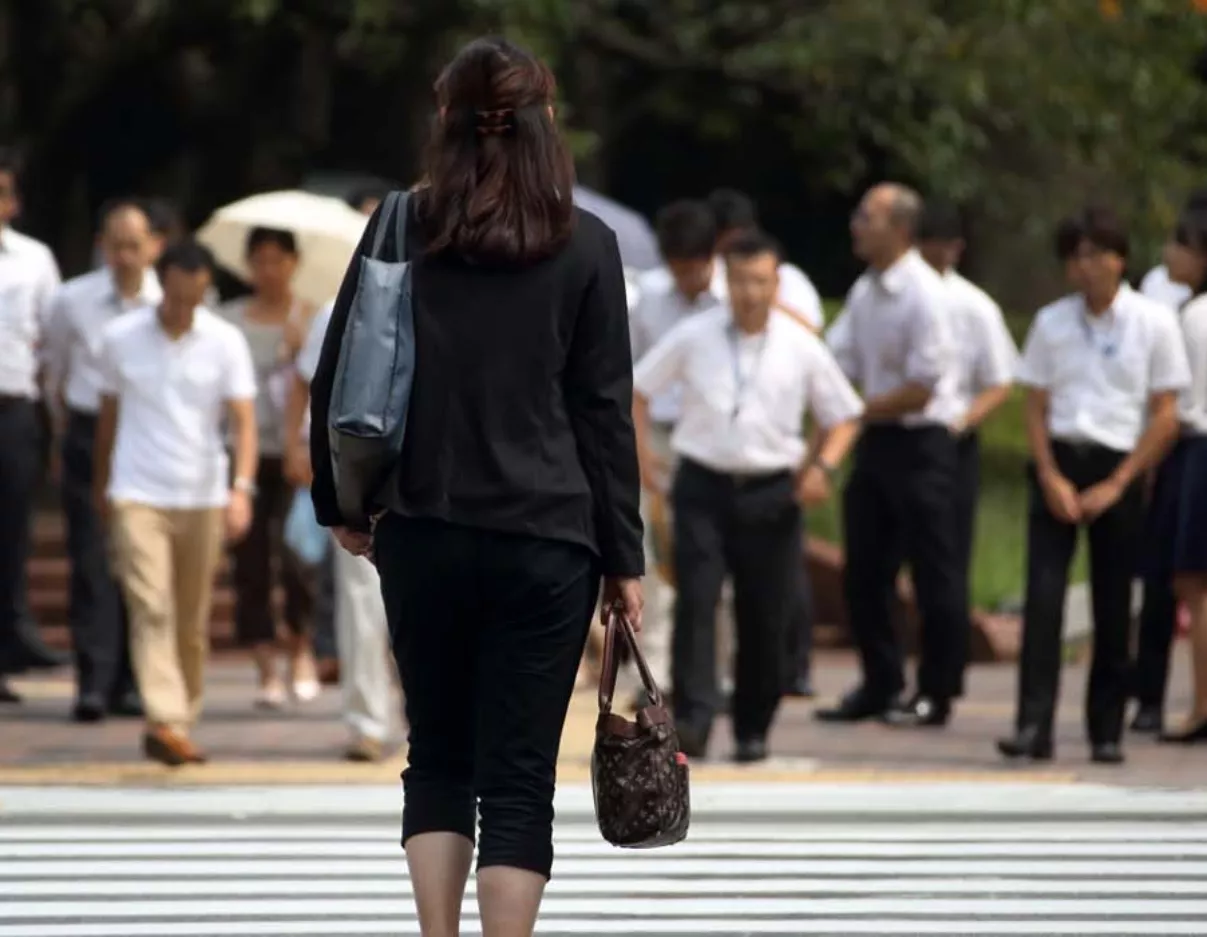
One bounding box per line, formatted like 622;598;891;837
43;267;162;413
1016;285;1191;452
0;226;61;399
629;277;725;425
1179;293;1207;436
99;306;257;509
634;306;864;475
942;269;1019;423
825;249;963;427
1139;264;1191;310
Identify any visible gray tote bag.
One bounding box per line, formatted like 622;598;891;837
327;191;415;527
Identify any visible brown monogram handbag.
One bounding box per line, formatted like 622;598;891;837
591;606;690;848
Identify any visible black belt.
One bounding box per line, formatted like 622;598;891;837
0;393;35;410
1051;438;1126;457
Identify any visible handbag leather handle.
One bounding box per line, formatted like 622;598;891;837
597;604;663;715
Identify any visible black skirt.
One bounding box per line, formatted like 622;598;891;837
1143;434;1207;578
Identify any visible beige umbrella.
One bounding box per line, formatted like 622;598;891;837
198;190;370;307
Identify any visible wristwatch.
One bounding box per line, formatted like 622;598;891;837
232;476;257;496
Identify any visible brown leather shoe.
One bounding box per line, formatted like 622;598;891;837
143;726;207;766
316;658;340;686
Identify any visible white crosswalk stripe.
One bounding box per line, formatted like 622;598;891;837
1;783;1206;935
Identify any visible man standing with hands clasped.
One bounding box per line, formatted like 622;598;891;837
94;241;259;766
998;206;1189;765
633;228;863;763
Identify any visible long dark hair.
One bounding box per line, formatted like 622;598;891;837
416;36;575;265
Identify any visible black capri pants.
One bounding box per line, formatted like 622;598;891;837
374;514;599;879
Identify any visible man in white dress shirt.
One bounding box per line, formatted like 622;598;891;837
94;241;258;766
285;300;397;762
709;187;826;696
817;183;968;729
917;202;1019;696
629;200;724;696
634;229;863;762
0;146;66;705
42;200;162;722
998;206;1190;765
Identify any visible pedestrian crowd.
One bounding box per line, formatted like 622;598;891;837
626;183;1207;767
1;152;1205;773
0;156;398;766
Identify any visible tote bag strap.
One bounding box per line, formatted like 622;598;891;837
367;191;411;261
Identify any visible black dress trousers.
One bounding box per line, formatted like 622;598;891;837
671;460;802;746
1015;441;1144;746
841;424;966;703
0;397;42;674
60;409;134;702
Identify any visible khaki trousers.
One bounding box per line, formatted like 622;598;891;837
109;502;225;732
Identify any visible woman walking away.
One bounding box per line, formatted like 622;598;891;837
309;36;645;937
1148;205;1207;744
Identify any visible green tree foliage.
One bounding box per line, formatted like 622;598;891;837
3;0;1207;298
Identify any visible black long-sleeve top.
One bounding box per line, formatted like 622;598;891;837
309;202;645;579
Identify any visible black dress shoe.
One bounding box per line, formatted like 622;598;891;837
733;737;768;764
72;696;106;723
996;727;1053;761
108;692;144;718
814;687;894;723
784;676;816;699
885;694;951;728
676;724;709;759
1130;705;1163;735
0;679;20;704
1090;742;1125;765
1158;719;1207;744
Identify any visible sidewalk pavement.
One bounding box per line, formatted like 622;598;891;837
0;650;1201;787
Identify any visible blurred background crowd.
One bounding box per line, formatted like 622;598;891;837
4;1;1207;769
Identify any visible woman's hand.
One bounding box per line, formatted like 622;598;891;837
601;576;644;632
333;525;372;556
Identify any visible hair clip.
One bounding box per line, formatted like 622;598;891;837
474;108;516;135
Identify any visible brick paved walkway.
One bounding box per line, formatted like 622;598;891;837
1;650;1202;786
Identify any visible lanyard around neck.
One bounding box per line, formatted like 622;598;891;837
1080;309;1119;358
728;324;769;421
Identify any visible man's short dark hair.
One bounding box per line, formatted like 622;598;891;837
707;188;758;234
1054;205;1129;262
0;146;22;179
141;198;187;241
721;227;781;264
917;201;964;242
156;239;214;277
655;200;717;261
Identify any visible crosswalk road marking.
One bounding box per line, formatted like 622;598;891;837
1;784;1206;935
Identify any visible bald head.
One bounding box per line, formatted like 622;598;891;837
851;182;922;269
99;201;157;289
